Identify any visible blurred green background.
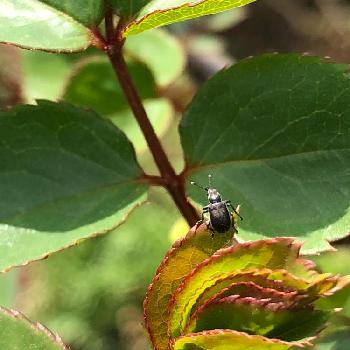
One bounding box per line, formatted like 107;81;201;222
1;1;350;349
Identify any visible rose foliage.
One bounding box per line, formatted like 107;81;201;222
144;226;350;350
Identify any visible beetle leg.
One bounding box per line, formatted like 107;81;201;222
207;223;215;237
226;200;243;220
201;206;209;221
195;207;209;229
197;206;214;236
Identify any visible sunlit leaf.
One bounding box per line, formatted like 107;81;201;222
181;54;350;254
144;225;235;350
168;238;300;337
0;0;104;51
171;329;308;350
186;296;328;341
0;100;147;272
122;0;257;37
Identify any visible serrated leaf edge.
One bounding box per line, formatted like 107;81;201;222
167;238;298;336
1;194;146;273
184;294;292;334
0;306;70;349
191;280;302;317
143;225;207;348
170;329;315;349
122;0;257;37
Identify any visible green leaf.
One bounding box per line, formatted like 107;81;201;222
194;281;301;310
0;0;104;51
63;57;155;115
193;270;306;312
40;0;105;26
0;306;68;350
171;329;302;350
168;238;300;337
0;100;147;272
144;225;234;350
186;297;329;341
192;268;346;316
109;0;150;18
122;0;257;37
125;28;186;86
180;54;350;254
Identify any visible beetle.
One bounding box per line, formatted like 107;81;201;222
191;175;242;237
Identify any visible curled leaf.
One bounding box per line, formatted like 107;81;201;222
144;228;350;350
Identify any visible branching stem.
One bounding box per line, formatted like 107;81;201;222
94;13;199;226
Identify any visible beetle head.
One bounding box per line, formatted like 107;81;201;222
191;175;222;203
207;188;222;203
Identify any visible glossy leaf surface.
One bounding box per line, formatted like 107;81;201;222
122;0;257;36
0;101;147;272
181;54;350;254
0;0;104;51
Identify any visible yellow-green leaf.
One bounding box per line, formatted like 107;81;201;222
122;0;257;37
171;329;309;350
168;238;302;337
144;225;235;350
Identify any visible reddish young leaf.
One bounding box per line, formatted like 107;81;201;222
144;224;235;350
185;296;329;341
168;238;300;337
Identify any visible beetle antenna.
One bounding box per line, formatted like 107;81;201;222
190;181;206;191
208;174;212;188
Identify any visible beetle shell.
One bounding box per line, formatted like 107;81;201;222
209;202;231;233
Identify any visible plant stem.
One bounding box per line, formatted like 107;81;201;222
101;17;199;226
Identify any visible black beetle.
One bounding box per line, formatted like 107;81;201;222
191;175;242;236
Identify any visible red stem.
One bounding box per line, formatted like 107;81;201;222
98;15;199;226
